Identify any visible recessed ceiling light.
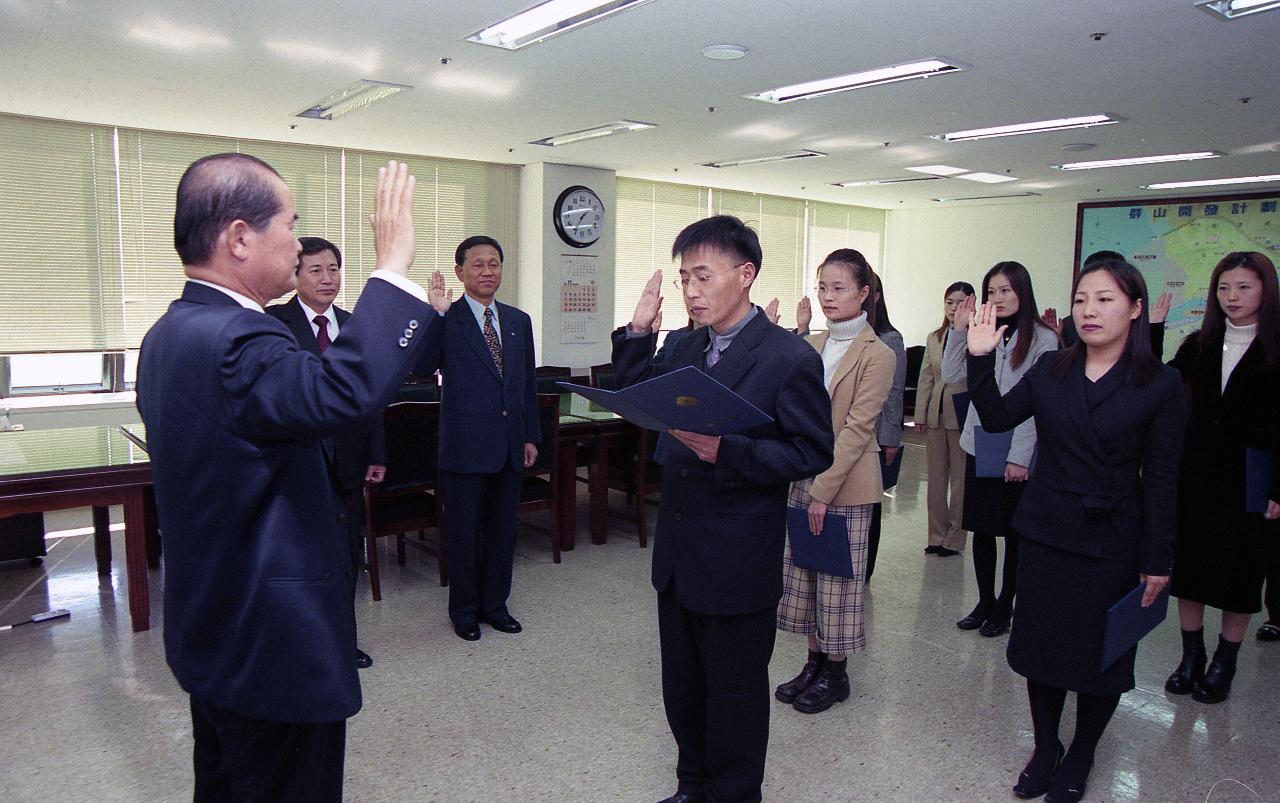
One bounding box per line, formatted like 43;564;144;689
933;114;1120;142
956;172;1019;184
702;44;748;61
1142;174;1280;190
467;0;655;50
747;58;964;103
529;120;655;147
1197;0;1280;20
934;192;1041;202
1053;151;1223;170
296;80;411;121
904;164;968;176
833;176;943;187
702;150;827;168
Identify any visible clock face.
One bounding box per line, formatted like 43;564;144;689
553;185;605;248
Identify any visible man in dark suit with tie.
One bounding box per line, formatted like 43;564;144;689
138;156;449;801
413;235;540;642
266;236;386;670
613;216;834;803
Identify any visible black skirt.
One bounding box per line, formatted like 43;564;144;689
961;453;1024;538
1007;538;1142;696
1171;481;1271;613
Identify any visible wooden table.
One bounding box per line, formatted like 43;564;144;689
0;425;157;632
555;396;629;550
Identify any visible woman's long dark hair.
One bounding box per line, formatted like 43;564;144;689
1051;259;1158;385
1196;251;1280;368
869;272;897;335
934;281;976;339
982;261;1047;369
819;248;876;329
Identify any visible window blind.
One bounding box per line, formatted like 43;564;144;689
613;178;708;328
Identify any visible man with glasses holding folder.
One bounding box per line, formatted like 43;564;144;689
612;215;833;803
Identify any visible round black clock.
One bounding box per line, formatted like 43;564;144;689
552;185;605;248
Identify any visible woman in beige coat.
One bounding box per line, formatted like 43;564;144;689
913;281;975;557
775;249;895;714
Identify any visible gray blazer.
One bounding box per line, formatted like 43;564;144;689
875;328;907;448
942;322;1058;466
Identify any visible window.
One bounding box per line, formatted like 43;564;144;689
7;353;108;395
613;178;708;328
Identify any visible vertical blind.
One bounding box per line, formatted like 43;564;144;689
0;113;518;352
614;179;886;331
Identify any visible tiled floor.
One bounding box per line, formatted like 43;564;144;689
0;439;1276;802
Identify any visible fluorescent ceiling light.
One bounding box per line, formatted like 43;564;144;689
702;150;827;168
934;192;1041;202
905;164;968;176
1197;0;1280;20
1053;151;1223;170
833;176;942;187
747;59;963;103
1142;174;1280;190
467;0;656;50
296;80;410;121
956;172;1019;184
934;114;1119;142
530;120;655;146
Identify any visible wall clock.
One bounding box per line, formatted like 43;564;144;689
553;185;605;248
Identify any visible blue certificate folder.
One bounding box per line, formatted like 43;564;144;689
1246;448;1273;514
557;366;773;436
786;507;854;579
973;426;1014;478
1100;582;1171;671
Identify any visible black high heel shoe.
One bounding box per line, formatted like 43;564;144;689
1012;741;1063;799
979;606;1012;637
956;602;992;630
1044;757;1093;803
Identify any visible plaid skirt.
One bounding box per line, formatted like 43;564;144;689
777;478;874;656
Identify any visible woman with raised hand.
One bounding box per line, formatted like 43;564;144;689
942;262;1059;637
775;250;895;714
914;281;976;558
965;258;1185;803
1165;251;1280;704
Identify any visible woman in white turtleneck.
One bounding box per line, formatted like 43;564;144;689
774;250;895;715
1167;251;1280;705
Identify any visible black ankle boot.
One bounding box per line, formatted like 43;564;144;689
1012;740;1063;799
792;659;850;714
774;651;825;703
1192;636;1240;704
1165;628;1206;695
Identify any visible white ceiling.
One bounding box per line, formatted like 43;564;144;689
1;0;1278;210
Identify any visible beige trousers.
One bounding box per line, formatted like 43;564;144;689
925;426;967;551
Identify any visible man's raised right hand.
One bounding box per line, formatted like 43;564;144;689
629;270;663;333
371;160;416;277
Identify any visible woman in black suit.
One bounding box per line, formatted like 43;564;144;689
966;258;1186;803
1166;251;1280;703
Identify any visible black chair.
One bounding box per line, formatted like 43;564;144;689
600;428;660;547
535;365;572;395
903;344;925;421
589;363;617;390
393;375;440;403
517;394;561;563
362;401;444;600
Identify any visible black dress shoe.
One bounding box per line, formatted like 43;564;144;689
792;664;850;714
979;611;1011;637
1257;622;1280;642
1044;757;1092;803
355;648;373;669
482;613;523;634
453;622;481;641
1012;741;1063;799
924;545;942;555
775;654;825;703
934;547;961;557
1191;660;1235;703
957;602;992;630
656;790;703;803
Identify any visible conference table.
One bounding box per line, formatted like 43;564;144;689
0;424;157;632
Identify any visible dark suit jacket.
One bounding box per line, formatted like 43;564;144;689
414;298;540;473
967;349;1186;574
266;296;387;491
137;279;439;723
612;309;834;615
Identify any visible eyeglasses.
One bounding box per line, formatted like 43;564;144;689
672;262;750;292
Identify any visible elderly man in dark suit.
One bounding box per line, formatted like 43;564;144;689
266;236;386;670
413;235;540;642
138;156;449;801
613;216;834;803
